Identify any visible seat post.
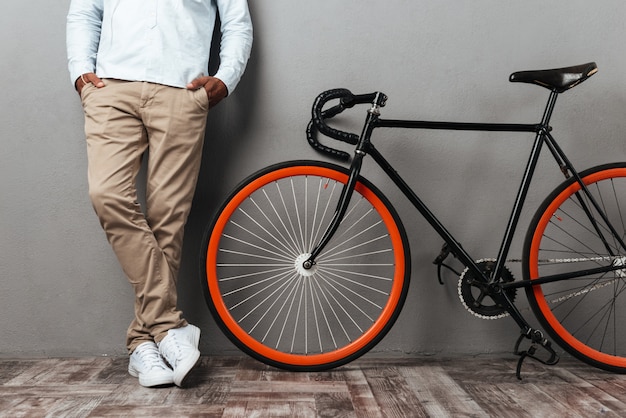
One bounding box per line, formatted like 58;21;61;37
540;90;559;129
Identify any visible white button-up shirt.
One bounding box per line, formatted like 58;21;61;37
66;0;253;93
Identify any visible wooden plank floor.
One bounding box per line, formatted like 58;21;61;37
1;355;625;417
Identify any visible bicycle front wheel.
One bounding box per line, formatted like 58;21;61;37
524;163;626;372
201;160;410;371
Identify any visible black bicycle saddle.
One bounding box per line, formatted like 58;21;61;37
509;62;597;93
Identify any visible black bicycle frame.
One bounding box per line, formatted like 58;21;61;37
306;90;624;331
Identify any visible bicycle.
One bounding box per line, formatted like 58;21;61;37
200;62;626;378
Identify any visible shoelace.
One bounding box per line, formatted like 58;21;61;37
136;344;168;371
159;335;184;365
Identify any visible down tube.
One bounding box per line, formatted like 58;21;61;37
366;145;481;275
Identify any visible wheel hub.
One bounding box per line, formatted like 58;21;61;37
295;253;318;277
612;256;626;278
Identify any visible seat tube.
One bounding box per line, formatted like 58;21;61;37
492;91;559;282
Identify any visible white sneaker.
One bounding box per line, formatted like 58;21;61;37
158;324;201;387
128;341;174;387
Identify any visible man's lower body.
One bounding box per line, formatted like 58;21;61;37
81;79;210;387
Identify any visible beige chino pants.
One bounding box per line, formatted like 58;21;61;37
80;79;209;353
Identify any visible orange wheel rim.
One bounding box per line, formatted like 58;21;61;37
206;165;406;366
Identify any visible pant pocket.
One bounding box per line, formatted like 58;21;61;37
192;87;209;111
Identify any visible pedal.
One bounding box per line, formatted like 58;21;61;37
433;243;452;265
513;329;559;379
433;243;460;285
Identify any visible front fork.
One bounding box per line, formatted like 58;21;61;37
304;97;384;269
303;151;366;268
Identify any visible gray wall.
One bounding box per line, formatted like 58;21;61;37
2;0;625;358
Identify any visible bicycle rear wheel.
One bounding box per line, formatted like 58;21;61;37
201;160;410;371
524;163;626;372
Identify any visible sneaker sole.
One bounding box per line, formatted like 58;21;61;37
128;365;174;388
172;325;201;387
173;349;200;387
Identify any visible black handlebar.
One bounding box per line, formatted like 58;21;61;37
306;88;385;161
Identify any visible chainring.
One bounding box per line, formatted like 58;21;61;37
458;259;517;319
